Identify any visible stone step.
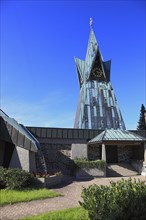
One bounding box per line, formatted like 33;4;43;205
106;163;139;177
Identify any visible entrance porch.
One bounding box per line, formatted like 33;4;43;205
88;129;146;176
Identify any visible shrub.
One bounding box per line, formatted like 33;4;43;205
74;158;105;170
0;167;34;189
79;178;146;220
0;167;7;189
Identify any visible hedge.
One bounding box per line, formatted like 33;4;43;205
79;178;146;220
74;158;105;170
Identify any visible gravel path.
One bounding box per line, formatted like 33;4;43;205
0;175;145;220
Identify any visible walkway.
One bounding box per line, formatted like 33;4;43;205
0;176;146;220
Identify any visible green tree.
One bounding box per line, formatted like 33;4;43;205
137;104;146;130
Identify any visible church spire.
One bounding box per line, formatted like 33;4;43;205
74;20;126;130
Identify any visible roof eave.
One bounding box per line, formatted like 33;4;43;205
88;140;145;145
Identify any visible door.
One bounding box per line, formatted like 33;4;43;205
106;145;118;163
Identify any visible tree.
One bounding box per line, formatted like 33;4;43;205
137;104;146;130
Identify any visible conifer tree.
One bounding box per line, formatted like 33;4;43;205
137;104;146;130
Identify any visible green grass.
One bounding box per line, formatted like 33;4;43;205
21;207;89;220
0;188;62;206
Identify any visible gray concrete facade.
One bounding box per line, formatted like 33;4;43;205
71;144;88;159
9;146;36;173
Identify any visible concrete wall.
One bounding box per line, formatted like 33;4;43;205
71;144;88;159
9;146;36;173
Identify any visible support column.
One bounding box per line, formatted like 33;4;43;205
141;142;146;176
102;143;106;161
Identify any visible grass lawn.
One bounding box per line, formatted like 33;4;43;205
0;188;62;206
21;207;89;220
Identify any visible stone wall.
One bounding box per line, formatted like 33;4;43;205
117;145;133;162
41;143;72;175
117;145;144;163
88;145;101;160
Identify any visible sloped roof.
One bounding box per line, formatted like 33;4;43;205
0;110;38;152
88;129;146;144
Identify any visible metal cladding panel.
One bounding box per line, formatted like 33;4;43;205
6;121;12;136
29;127;36;135
73;129;79;138
83;129;89;138
36;128;41;137
63;129;68;138
46;129;52;138
24;137;31;150
78;129;84;139
41;128;47;138
11;127;18;144
17;132;24;147
68;129;73;138
58;129;63;138
0;118;12;143
52;129;57;138
0;110;38;152
23;137;30;150
74;26;126;130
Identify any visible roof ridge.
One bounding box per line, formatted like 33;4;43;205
102;129;107;140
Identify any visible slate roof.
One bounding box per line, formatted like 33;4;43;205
88;129;146;144
0;110;38;152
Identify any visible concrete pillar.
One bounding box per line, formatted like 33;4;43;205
102;143;106;161
141;142;146;176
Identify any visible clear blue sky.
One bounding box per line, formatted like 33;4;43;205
1;0;146;129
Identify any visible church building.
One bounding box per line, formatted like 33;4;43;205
0;19;146;178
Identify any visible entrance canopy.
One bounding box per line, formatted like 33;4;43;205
88;129;146;145
0;110;38;152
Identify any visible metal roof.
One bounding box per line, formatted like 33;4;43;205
88;129;146;144
0;110;38;152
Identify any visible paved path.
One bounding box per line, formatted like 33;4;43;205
0;176;146;220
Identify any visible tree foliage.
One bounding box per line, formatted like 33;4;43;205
137;104;146;130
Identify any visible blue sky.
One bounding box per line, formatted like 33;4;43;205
1;0;146;129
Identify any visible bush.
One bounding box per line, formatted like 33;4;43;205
79;178;146;220
0;167;7;189
0;167;34;189
74;158;105;170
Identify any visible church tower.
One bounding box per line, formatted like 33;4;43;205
74;19;126;130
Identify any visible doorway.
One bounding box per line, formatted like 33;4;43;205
106;145;118;163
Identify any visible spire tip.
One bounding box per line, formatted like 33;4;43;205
90;17;93;29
